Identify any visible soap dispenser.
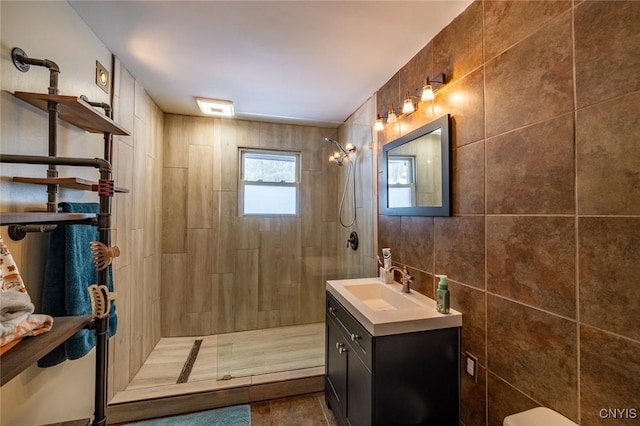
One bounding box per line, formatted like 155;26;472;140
436;275;450;314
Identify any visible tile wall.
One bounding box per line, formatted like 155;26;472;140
161;117;341;336
376;1;640;424
110;60;165;398
336;96;378;280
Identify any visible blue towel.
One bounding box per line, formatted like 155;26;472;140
39;202;117;367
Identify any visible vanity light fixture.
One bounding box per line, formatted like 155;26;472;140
387;105;398;123
421;73;447;102
402;92;419;114
195;97;235;117
374;114;384;132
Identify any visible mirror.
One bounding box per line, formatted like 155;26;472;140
380;114;451;216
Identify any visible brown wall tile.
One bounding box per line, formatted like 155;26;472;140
487;372;538;426
487;216;576;318
400;42;433;107
580;325;640;425
461;364;487;426
377;72;400;118
375;1;640;423
433;1;483;84
439;68;485;148
434;216;485;289
487;295;578;421
378;215;401;261
484;0;571;60
450;281;486;365
405;269;434;299
577;91;640;215
575;1;640;108
579;217;640;341
400;216;434;273
485;12;573;137
486;114;575;214
453;141;485;215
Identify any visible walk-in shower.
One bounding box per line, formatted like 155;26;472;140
324;137;357;228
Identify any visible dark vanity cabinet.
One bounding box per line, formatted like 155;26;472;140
325;292;460;426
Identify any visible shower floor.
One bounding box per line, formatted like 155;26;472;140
111;322;325;404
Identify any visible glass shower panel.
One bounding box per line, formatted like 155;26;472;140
215;120;375;382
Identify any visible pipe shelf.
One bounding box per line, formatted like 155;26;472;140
0;316;93;386
13;177;129;193
0;212;96;226
13;92;130;135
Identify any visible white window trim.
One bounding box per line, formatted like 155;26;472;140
238;148;301;216
387;155;417;207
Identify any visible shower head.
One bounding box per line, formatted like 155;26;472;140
324;137;357;166
323;137;348;155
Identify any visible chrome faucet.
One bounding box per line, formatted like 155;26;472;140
388;266;414;293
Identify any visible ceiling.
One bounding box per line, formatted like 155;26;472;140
69;1;471;127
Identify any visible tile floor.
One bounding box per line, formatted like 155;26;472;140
113;323;325;404
251;392;337;426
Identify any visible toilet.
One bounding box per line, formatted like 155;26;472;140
504;407;578;426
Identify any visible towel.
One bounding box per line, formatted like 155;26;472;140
38;202;117;367
0;235;53;351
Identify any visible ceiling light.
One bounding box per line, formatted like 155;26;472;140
195;97;234;117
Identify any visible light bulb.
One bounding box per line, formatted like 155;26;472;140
387;106;397;123
334;151;341;159
374;116;384;132
329;155;335;162
421;84;434;102
402;94;415;114
345;143;354;151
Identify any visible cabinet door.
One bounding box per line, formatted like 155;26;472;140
346;351;372;426
326;319;347;419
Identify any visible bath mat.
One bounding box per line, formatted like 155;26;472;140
125;405;250;426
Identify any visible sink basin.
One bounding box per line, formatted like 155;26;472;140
345;284;420;312
327;278;462;336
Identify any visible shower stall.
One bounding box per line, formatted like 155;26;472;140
123;115;376;399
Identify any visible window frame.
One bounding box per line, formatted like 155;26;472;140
387;155;417;208
238;148;301;216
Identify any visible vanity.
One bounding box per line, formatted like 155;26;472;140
325;278;461;426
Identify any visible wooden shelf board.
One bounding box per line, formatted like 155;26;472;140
42;419;91;426
0;212;96;226
13;92;130;136
13;176;129;193
1;316;92;386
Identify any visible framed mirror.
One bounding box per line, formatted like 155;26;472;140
380;114;451;216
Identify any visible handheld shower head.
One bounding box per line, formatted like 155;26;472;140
324;136;357;166
323;137;348;155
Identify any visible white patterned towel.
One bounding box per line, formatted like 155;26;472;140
0;235;53;351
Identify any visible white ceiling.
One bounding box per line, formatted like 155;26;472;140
69;1;471;127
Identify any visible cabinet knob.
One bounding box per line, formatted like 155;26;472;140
328;307;337;314
338;346;348;354
350;333;360;342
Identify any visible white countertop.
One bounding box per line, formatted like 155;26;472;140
326;277;462;337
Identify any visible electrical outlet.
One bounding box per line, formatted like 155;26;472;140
465;352;478;383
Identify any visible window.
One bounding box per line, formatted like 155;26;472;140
239;149;300;215
387;155;416;208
